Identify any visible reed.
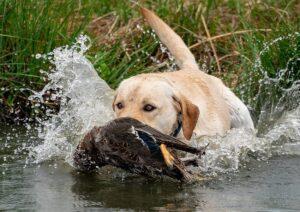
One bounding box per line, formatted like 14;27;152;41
0;0;299;122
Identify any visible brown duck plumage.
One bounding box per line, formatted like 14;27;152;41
73;117;206;181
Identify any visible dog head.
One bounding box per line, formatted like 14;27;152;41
112;75;199;140
112;8;201;140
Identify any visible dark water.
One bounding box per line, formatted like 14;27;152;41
1;125;300;211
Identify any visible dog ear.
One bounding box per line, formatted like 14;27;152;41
172;95;199;140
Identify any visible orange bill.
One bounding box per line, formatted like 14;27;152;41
160;144;174;167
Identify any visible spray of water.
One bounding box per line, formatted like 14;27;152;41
24;32;300;176
136;24;177;70
194;32;300;175
28;35;114;164
192;105;300;175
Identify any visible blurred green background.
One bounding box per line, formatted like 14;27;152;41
0;0;299;122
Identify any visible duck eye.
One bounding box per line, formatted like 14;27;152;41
116;102;124;110
143;104;156;112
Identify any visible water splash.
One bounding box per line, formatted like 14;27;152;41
28;35;114;164
22;33;300;177
190;32;300;175
136;24;177;70
191;103;300;175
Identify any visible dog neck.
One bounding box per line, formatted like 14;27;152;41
171;113;182;137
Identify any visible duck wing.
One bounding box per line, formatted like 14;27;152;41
102;118;163;156
112;117;206;156
134;125;206;156
122;126;164;162
100;125;166;172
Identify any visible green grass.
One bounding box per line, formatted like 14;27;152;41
0;0;299;122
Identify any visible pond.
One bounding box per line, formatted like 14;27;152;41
1;35;299;211
1;123;300;211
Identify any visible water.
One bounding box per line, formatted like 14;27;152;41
1;126;300;210
1;35;300;210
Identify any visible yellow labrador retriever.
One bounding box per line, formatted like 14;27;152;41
112;8;254;142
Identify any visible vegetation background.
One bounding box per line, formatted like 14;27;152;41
0;0;299;122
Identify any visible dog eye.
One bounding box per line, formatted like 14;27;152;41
143;104;156;112
116;102;124;110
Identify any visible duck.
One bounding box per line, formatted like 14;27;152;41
73;117;206;181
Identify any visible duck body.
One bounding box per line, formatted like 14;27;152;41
73;117;205;181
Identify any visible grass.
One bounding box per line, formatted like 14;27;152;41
0;0;299;122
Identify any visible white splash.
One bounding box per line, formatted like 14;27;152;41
28;35;114;164
26;33;300;177
190;32;300;175
136;24;177;70
192;103;300;175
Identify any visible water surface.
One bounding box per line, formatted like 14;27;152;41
1;34;299;211
1;124;300;211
